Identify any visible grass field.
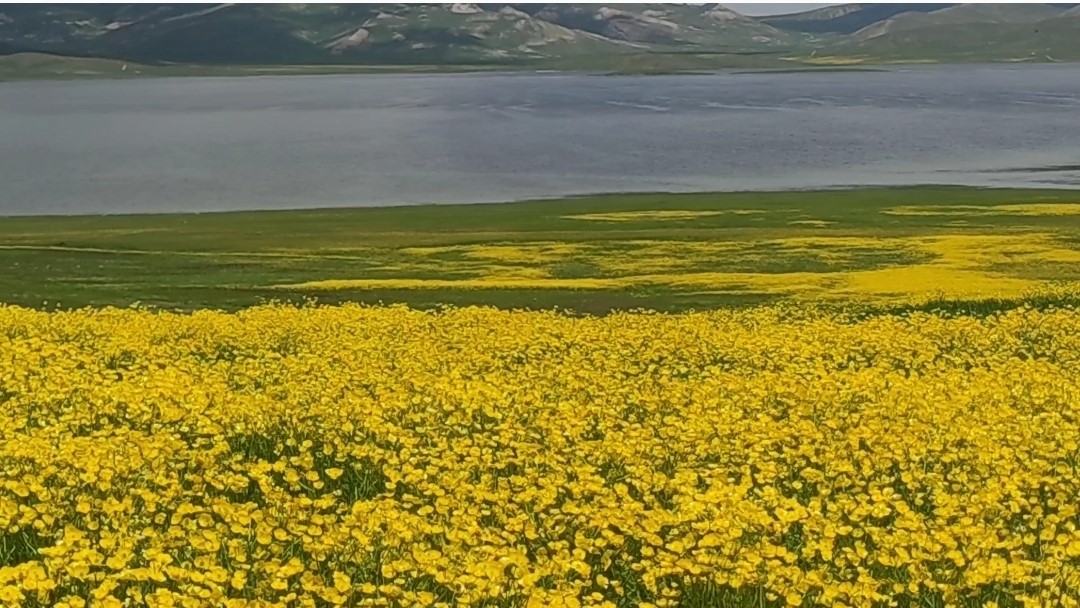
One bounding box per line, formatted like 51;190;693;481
3;187;1080;607
2;186;1079;313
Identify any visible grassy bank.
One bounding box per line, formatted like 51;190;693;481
0;52;515;82
0;50;841;82
2;186;1079;313
1;51;1045;82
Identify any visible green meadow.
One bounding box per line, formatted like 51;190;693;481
2;186;1079;313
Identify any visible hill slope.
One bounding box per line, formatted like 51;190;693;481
521;4;797;49
761;4;952;34
851;3;1065;42
828;5;1080;61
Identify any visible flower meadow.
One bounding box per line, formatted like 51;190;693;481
1;303;1079;608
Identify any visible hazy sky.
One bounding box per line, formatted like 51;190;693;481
729;3;840;16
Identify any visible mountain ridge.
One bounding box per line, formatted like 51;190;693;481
1;3;1079;69
851;3;1065;42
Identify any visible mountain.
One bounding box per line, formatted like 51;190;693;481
0;3;804;66
0;4;577;63
763;2;1079;34
516;4;796;49
851;3;1065;42
828;4;1080;61
761;4;953;34
1;3;1079;70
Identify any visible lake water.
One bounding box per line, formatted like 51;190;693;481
3;64;1080;216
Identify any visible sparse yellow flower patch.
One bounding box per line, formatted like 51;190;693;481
561;210;760;222
273;233;1080;302
404;242;589;265
883;203;1080;217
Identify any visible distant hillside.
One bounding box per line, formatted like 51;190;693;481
851;3;1065;42
761;4;952;34
829;4;1080;61
516;4;796;49
1;3;1079;72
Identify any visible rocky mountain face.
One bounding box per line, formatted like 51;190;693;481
0;3;804;64
0;3;1078;65
516;4;796;48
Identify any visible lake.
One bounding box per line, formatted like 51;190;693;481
2;64;1080;216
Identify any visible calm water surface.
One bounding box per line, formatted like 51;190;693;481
2;65;1080;215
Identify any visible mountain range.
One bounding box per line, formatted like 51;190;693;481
1;3;1079;69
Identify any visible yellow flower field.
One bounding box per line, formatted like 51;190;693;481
1;303;1079;608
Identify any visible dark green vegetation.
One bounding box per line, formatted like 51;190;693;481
0;52;501;82
0;50;798;82
2;187;1079;314
733;67;889;74
1;3;1079;79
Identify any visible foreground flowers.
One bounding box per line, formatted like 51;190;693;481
0;303;1078;607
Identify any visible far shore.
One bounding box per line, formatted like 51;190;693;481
3;51;1077;83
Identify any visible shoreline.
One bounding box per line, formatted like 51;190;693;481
2;184;1078;220
4;52;1080;83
